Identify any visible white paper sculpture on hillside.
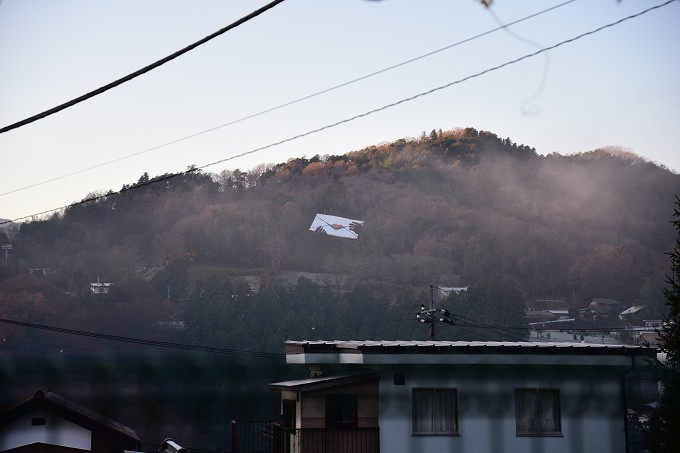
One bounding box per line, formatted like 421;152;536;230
309;214;364;239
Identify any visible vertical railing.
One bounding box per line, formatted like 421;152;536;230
231;420;277;453
231;422;379;453
283;427;379;453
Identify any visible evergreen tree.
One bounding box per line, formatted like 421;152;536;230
641;196;680;452
456;274;528;342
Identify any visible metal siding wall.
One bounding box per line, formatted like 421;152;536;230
378;364;627;453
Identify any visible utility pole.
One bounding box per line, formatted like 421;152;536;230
415;285;454;341
428;285;435;341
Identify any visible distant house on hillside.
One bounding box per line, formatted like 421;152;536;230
439;286;468;299
619;305;647;325
0;389;140;453
588;298;621;322
90;277;113;294
525;307;557;323
525;299;571;324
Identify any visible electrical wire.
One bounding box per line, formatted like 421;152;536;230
165;0;680;173
3;0;673;226
452;315;529;341
0;317;283;359
0;0;578;197
414;296;660;342
487;6;550;116
0;0;287;135
0;300;250;346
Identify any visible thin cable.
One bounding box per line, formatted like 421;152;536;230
0;317;283;359
487;7;550;116
187;1;680;172
454;315;529;341
2;0;673;225
0;300;249;346
0;0;287;135
0;0;578;197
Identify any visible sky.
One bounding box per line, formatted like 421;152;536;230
1;0;679;222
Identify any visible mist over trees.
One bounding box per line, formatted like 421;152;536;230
2;127;678;353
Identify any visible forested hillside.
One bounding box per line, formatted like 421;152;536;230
1;127;678;353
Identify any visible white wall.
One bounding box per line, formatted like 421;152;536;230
0;408;92;452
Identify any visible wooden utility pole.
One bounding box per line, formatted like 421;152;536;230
429;285;435;341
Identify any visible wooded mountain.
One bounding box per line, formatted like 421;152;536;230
1;127;678;352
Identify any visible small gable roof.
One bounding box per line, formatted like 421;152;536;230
0;389;140;444
620;305;646;315
591;298;620;305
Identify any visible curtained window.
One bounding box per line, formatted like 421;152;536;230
412;388;458;435
515;388;561;435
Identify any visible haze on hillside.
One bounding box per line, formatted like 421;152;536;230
2;127;679;449
4;127;676;315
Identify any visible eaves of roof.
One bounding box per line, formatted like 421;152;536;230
283;340;654;366
0;390;140;443
270;372;378;392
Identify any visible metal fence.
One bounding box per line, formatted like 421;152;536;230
231;421;276;453
231;422;379;453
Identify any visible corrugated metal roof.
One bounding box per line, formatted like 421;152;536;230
284;340;644;350
283;340;653;367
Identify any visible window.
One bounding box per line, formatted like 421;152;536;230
412;388;458;435
31;417;46;426
515;388;561;436
326;394;357;428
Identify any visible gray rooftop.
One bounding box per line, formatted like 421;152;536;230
283;340;653;366
285;339;646;349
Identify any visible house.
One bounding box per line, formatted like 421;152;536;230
525;307;558;323
548;310;570;320
267;340;653;453
630;320;664;348
619;305;647;325
0;390;140;453
90;279;113;294
439;286;468;299
269;373;380;453
588;298;620;322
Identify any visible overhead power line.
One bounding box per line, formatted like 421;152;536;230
2;0;674;225
195;1;676;169
0;317;283;359
0;0;577;198
0;300;257;346
0;0;286;135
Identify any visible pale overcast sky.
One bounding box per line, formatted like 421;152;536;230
1;0;679;221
